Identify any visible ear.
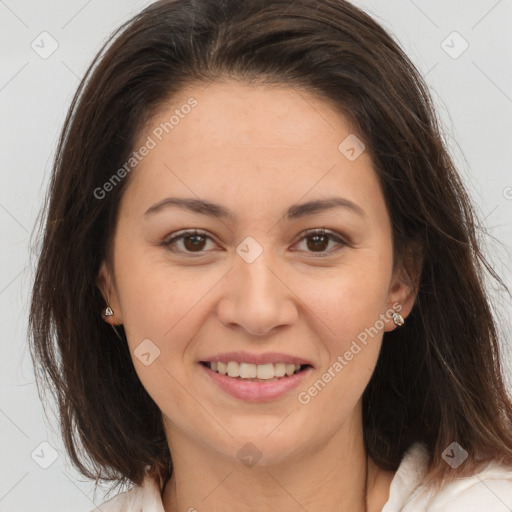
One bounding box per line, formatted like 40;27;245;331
97;260;123;325
384;240;423;332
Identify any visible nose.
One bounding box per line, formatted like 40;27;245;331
216;252;299;337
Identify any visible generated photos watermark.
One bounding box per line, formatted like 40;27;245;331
93;97;198;200
297;302;403;404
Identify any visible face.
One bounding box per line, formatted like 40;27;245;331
98;80;417;466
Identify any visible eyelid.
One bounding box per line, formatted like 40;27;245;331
161;229;218;256
291;228;348;257
161;228;348;257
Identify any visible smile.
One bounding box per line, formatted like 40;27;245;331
198;361;313;402
201;361;310;380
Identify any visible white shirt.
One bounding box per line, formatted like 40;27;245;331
90;442;512;511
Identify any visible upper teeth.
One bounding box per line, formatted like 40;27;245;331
209;361;302;379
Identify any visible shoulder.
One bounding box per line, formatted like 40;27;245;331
385;443;512;512
427;470;512;512
407;458;512;511
88;485;143;512
88;474;165;512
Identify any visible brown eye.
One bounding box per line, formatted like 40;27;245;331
306;233;330;252
161;228;347;258
162;230;216;254
182;234;207;252
295;229;347;257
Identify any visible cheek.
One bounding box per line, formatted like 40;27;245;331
295;268;388;424
290;252;392;404
112;245;197;414
113;237;190;335
299;257;391;339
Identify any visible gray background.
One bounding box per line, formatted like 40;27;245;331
1;0;511;510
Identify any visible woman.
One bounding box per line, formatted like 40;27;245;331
29;0;512;511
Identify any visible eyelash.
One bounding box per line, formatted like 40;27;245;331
160;228;348;258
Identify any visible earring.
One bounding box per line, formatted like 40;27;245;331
103;305;114;317
102;305;123;340
392;312;405;326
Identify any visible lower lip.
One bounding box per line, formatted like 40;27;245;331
198;363;313;402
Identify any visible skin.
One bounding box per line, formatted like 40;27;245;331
98;79;421;512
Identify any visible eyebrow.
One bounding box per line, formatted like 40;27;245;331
143;196;366;221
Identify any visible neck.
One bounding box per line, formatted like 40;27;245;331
161;414;386;512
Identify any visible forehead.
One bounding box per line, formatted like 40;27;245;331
120;79;384;225
148;79;357;150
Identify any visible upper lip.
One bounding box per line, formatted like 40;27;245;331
200;351;314;367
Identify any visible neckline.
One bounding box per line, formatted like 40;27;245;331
146;442;431;512
380;442;431;512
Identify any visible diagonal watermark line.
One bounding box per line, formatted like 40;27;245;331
471;0;504;30
481;205;500;224
0;266;26;296
162;366;234;438
163;266;234;338
474;473;512;511
265;470;310;511
0;408;29;439
61;60;81;81
0;202;28;232
163;163;234;236
199;77;216;94
0;0;29;28
265;409;295;438
407;0;439;29
0;62;29;92
290;84;336;131
0;472;29;502
201;471;233;503
280;0;302;17
266;163;337;235
472;61;512;104
397;465;440;510
423;61;439;79
265;265;337;336
61;0;93;29
61;471;106;512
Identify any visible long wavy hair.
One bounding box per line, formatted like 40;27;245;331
29;0;512;494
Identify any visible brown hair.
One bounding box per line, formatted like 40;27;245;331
29;0;512;494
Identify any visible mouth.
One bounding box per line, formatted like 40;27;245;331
199;361;313;382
